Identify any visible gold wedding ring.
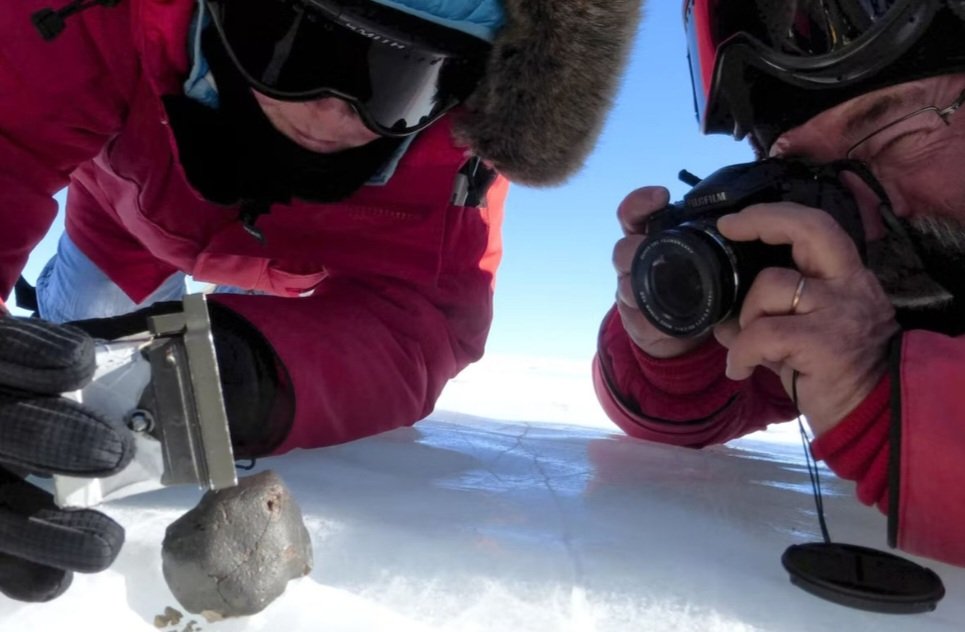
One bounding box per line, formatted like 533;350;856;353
790;275;807;314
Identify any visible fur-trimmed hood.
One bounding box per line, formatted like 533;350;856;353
457;0;645;186
373;0;645;185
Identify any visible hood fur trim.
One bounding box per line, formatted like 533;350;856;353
454;0;644;186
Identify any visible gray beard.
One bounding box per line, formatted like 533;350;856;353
866;214;965;309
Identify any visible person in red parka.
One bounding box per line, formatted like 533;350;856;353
0;0;643;602
595;0;965;568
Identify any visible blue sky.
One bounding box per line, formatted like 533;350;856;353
18;1;752;362
482;1;752;360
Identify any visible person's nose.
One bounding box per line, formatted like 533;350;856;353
308;97;358;120
768;129;836;162
767;136;791;158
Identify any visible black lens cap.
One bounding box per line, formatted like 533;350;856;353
782;542;945;614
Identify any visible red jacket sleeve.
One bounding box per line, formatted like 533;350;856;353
594;296;965;566
593;305;797;447
810;374;891;513
0;3;136;297
210;177;508;451
889;330;965;565
812;330;965;567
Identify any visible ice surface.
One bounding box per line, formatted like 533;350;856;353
2;411;963;631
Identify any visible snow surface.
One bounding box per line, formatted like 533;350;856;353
2;355;963;631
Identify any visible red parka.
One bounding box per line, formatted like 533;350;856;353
593;305;965;568
0;0;507;451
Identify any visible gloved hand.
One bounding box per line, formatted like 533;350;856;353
0;296;295;602
0;316;134;602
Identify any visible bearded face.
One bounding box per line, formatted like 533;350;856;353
748;75;965;311
866;213;965;308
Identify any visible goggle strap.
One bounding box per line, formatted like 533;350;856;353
264;11;304;86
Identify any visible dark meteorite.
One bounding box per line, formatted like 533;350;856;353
162;470;313;617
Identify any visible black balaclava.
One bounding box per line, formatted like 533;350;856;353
163;26;403;213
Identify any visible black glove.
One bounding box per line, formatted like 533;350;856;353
0;316;134;602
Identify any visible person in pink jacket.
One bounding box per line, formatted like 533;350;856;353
0;0;643;603
595;0;965;568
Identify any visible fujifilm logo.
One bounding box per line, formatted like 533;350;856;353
688;191;728;208
343;22;408;49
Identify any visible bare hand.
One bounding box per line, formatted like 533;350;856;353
612;187;713;359
712;202;899;435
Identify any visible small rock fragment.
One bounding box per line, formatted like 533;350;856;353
162;471;313;618
154;605;184;628
166;606;184;624
200;610;224;623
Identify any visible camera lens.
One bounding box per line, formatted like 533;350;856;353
630;224;737;337
649;252;704;319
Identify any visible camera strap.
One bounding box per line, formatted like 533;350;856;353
829;160;908;241
781;370;945;614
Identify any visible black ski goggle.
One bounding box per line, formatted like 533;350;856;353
684;0;965;140
205;0;491;137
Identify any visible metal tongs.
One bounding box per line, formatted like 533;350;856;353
53;294;237;507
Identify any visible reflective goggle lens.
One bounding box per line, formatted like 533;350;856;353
206;0;489;136
684;0;903;131
684;0;715;129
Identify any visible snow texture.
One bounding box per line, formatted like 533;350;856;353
2;410;963;631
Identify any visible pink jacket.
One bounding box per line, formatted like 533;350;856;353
594;305;965;567
0;0;507;451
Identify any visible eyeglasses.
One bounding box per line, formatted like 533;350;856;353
845;88;965;161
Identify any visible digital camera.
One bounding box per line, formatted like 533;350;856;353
630;159;866;338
